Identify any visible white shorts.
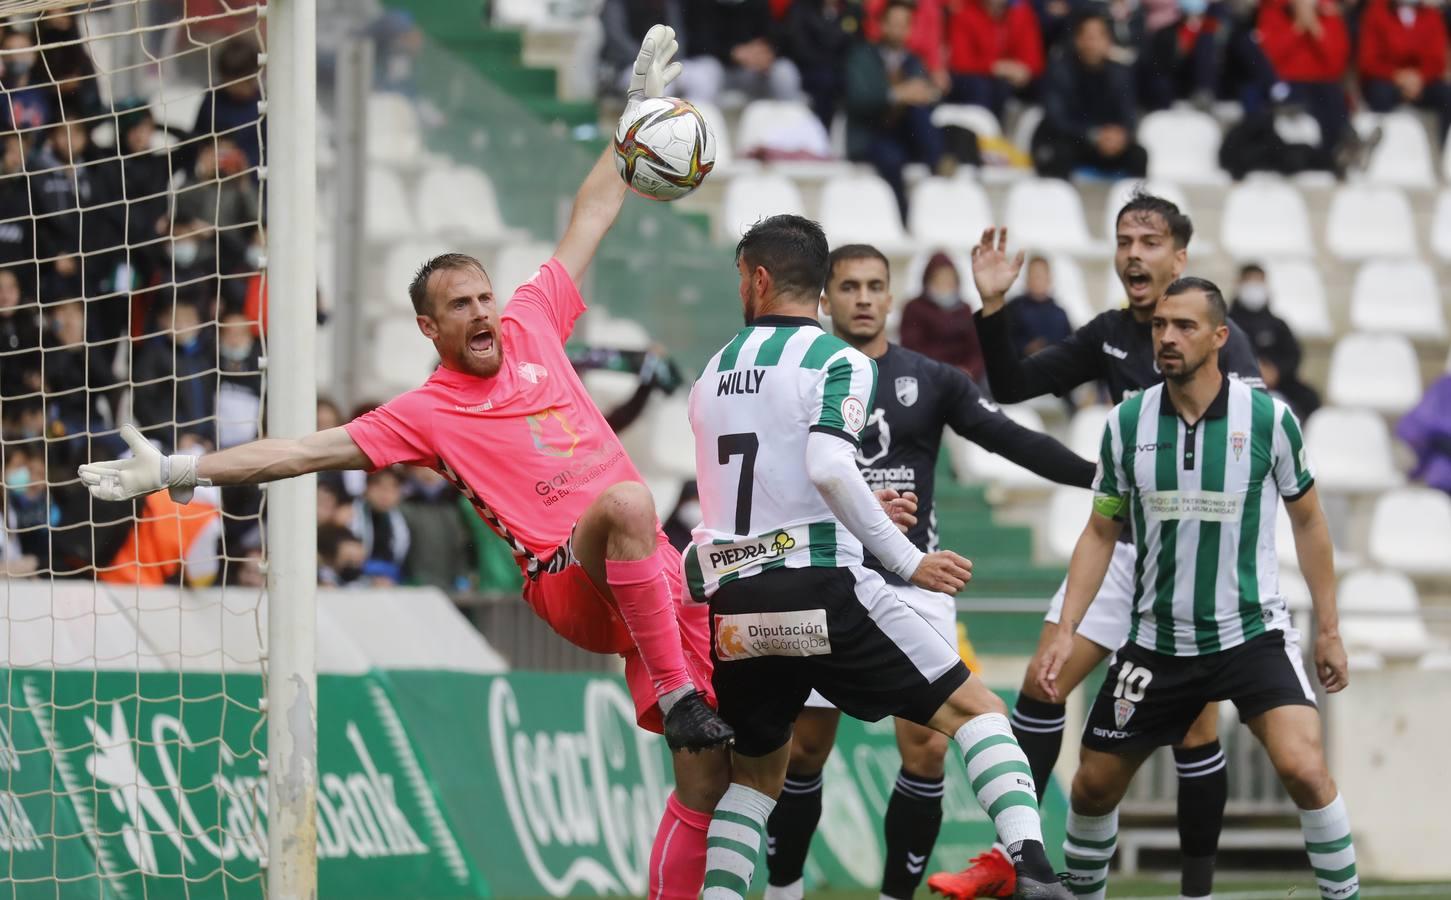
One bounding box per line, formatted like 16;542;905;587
1044;540;1138;651
804;582;956;710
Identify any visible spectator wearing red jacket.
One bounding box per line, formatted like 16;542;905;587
946;0;1045;119
1255;0;1352;154
863;0;950;91
1358;0;1451;142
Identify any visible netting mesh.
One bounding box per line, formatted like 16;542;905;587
0;1;273;896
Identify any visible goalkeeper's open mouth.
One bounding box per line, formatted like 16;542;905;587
467;328;496;357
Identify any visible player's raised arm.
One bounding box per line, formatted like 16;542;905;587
79;424;369;503
554;24;681;282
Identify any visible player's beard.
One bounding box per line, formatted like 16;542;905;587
1159;348;1206;384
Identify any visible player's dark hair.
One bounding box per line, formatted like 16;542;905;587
409;252;488;316
1116;188;1194;249
736;214;830;301
1163;276;1227;327
827;244;890;284
1238;262;1266;280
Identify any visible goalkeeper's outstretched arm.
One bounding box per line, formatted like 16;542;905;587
79;424;369;503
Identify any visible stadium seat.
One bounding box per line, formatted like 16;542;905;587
908;178;993;248
1220;179;1314;259
490;242;558;301
1274;503;1357;573
1368;488;1451;576
1303;407;1403;493
149;82;207;132
645;395;698;480
380;241;453;309
736;99;832;160
1349;260;1447;341
491;0;551;26
719;172;806;243
1325;333;1421;414
582;309;650;349
1355;111;1436;189
365;167;418;241
1340;569;1443;657
1431;190;1451;261
931;104;1001;138
820;174;909;251
1004;178;1096;255
1324;185;1417;261
1139;109;1228;185
369;315;440;391
367;92;423;166
1046;487;1093;561
951;405;1053;488
1068;404;1111;459
415;166;512;241
1260;259;1334;340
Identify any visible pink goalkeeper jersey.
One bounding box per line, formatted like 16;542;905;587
344;258;647;576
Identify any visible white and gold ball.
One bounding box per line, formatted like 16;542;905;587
613;96;717;201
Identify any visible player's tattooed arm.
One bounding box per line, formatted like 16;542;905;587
1037;509;1121;701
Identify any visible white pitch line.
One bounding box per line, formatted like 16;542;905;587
1131;886;1451;900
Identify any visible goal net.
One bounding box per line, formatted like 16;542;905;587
0;1;283;896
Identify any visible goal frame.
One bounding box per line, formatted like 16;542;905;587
262;0;319;896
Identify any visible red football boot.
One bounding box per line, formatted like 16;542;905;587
927;847;1016;899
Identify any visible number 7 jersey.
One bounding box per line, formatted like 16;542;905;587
685;314;877;600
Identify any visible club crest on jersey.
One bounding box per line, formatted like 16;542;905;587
895;376;918;407
1113;698;1136;730
1231;431;1246;461
517;362;548;384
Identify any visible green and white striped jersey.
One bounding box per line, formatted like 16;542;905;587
1092;377;1314;656
684;315;877;599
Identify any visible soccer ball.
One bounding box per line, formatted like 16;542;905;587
613;96;717;201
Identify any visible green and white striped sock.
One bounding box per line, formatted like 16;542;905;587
1063;807;1118;899
703;784;776;900
1300;794;1359;900
953;713;1042;848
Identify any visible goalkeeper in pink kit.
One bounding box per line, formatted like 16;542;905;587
78;26;782;900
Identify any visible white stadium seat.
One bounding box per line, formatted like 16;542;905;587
415;166;512;241
367;92;423;166
369;315;439;390
1368;488;1451;577
1067;404;1111;459
931;104;1001;138
736;99;831;159
1431;190;1451;262
1349;260;1447;341
1340;570;1442;657
1356;111;1436;189
691;100;738;175
644;395;698;480
951;405;1052;488
1004;178;1096;255
1325;185;1417;261
380;240;453;310
1220;180;1313;259
489;242;557;301
1261;259;1333;340
366;167;417;241
819;174;909;251
1140;108;1228;185
1303;407;1403;493
908;178;993;248
719;172;806;242
1046;487;1093;561
1325;333;1421;414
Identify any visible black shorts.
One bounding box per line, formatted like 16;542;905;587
709;564;970;758
1083;629;1317;754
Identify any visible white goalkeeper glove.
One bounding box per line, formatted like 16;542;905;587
78;424;212;504
625;23;682;118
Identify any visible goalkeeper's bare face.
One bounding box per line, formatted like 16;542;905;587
417;265;502;378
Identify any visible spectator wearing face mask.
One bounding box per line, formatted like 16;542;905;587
317;522;367;587
171;138;262;305
216;311;262;448
131;299;219;453
1228;263;1320;419
3;441;51;569
1357;0;1451;144
1;27;57;131
900;251;987;382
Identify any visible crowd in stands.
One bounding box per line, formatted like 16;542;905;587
0;12;268;582
602;0;1451;218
